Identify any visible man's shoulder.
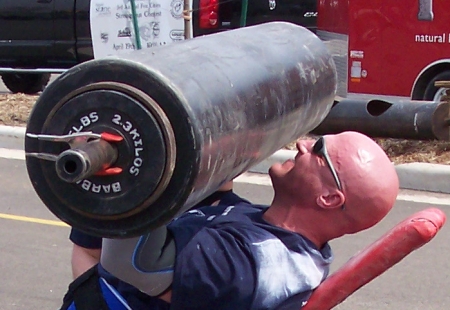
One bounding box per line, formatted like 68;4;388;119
168;202;268;250
193;203;277;245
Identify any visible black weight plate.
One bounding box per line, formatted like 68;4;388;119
25;63;199;238
38;89;167;217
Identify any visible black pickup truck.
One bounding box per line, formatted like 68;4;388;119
0;0;317;94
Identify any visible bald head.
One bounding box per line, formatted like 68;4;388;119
266;131;398;246
326;131;399;233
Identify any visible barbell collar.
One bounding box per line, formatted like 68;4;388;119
55;139;119;183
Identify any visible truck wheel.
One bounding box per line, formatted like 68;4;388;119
423;71;450;102
1;73;51;95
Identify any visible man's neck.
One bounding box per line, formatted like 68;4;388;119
263;204;328;249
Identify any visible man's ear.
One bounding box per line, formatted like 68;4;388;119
316;190;345;209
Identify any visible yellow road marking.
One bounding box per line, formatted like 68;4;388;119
0;213;69;227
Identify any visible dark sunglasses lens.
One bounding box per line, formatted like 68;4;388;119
312;137;324;155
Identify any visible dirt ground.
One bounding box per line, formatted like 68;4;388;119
2;93;450;165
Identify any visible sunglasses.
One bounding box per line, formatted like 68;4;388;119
312;136;345;210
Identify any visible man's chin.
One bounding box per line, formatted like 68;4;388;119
269;160;293;178
268;165;278;180
277;159;295;172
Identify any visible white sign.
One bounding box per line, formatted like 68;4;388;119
90;0;189;59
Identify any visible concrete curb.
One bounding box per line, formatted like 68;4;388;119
395;163;450;194
3;125;448;194
0;125;26;139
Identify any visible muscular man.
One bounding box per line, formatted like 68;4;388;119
63;131;399;310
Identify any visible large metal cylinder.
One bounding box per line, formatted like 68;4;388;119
312;98;450;140
25;22;336;237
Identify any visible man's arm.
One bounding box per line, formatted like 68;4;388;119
71;243;101;279
69;228;103;279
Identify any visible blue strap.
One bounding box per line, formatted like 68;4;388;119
99;278;132;310
67;277;131;310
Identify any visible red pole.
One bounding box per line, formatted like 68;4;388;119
303;208;446;310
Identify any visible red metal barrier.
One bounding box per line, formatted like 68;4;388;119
302;208;446;310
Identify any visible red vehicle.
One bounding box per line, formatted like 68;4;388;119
317;0;450;101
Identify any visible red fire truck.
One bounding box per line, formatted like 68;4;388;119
317;0;450;101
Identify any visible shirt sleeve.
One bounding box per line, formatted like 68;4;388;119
170;226;255;310
69;228;102;249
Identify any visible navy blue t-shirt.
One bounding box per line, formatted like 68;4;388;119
100;202;332;310
168;203;333;310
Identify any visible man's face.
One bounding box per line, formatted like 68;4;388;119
269;136;342;198
269;138;315;178
269;138;322;194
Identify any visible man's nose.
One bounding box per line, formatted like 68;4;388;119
296;140;313;154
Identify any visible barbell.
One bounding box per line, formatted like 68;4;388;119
25;22;337;238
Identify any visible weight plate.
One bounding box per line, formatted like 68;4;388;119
27;83;176;221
